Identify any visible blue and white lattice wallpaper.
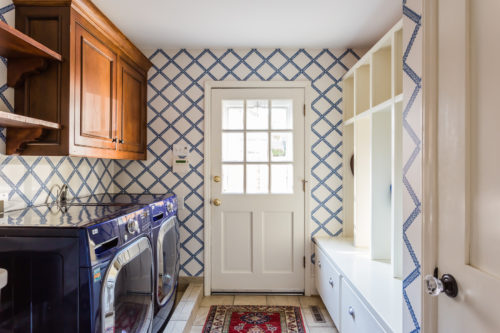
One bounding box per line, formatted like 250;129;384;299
0;0;425;331
402;0;423;332
0;0;115;210
113;48;363;276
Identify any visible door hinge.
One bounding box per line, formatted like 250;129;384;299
303;104;306;116
303;256;306;268
302;179;308;192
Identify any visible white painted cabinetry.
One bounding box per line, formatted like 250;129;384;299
315;245;341;326
315;238;402;333
341;280;385;333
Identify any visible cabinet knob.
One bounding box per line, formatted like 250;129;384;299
348;306;355;320
329;277;334;288
118;139;124;144
112;138;117;142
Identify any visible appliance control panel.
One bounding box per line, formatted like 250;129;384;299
164;195;178;219
118;208;150;242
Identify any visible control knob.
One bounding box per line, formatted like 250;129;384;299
127;219;140;234
166;201;174;213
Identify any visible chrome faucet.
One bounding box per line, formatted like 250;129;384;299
46;184;69;205
58;184;68;203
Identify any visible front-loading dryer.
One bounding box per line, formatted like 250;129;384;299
149;194;179;327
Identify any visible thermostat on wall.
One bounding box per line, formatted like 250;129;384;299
173;143;190;174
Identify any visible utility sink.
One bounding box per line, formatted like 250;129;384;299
0;268;7;290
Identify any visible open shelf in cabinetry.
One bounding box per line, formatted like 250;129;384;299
0;20;62;87
341;19;403;278
0;110;61;155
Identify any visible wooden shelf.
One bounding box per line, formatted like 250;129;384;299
0;21;62;60
0;111;60;129
0;111;61;155
0;20;62;87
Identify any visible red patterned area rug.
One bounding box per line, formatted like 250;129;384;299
202;305;306;333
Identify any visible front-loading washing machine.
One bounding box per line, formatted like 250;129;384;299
149;194;179;327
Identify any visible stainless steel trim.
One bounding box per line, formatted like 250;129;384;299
101;236;153;333
156;217;176;306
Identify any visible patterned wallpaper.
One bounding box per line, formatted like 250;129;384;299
402;0;423;332
113;48;362;276
0;3;424;333
0;1;116;211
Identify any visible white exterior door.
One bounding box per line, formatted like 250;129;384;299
434;0;500;331
210;87;305;292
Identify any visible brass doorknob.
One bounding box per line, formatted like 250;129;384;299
212;198;221;206
213;176;221;183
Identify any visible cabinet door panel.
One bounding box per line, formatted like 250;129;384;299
117;58;147;157
73;23;117;151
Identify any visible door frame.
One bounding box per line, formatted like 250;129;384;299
421;0;440;330
203;81;312;296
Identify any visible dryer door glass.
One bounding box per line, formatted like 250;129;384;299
157;217;179;305
102;237;153;333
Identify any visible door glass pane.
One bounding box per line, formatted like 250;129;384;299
271;164;294;194
222;132;243;162
247;100;269;130
247;132;268;162
247;164;269;194
222;100;244;130
222;164;244;193
271;100;293;129
271;132;293;162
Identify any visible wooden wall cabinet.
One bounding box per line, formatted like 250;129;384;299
11;0;151;160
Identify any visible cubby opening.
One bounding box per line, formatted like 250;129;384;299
372;47;392;107
342;124;354;238
355;65;370;115
342;76;355;121
370;108;392;260
354;117;371;248
394;29;403;97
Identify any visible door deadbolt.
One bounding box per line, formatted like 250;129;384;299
213;176;221;183
212;198;222;206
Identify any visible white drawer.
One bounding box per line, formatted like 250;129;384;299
315;245;341;327
340;279;385;333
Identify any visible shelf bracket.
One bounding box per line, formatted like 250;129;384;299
6;127;46;155
7;58;48;88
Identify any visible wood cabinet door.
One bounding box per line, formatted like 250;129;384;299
73;23;117;152
117;58;147;157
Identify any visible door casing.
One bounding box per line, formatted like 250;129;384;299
203;81;312;296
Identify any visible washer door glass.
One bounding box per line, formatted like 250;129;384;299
102;237;153;333
157;217;178;305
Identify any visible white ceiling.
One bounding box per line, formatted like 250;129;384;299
92;0;402;51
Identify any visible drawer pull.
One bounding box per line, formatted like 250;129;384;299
348;306;355;320
318;261;321;269
329;277;334;288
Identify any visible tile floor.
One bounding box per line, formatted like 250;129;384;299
188;295;339;333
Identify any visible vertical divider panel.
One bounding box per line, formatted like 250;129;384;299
354;116;371;248
342;123;354;237
370;108;392;260
391;101;403;277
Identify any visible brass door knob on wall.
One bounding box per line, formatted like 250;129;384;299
212;198;221;206
213;176;221;183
